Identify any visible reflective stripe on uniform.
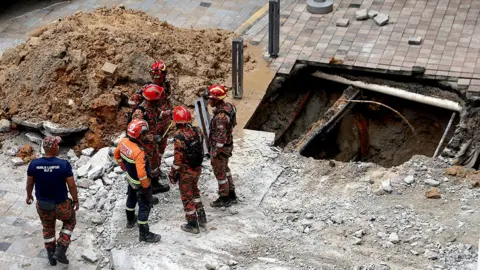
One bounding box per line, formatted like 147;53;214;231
61;229;72;235
126;207;135;211
218;179;228;184
139;176;148;181
185;209;196;215
120;153;135;164
172;165;180;170
216;143;224;147
138;220;148;225
193;198;201;203
126;174;141;185
44;237;55;243
115;159;122;163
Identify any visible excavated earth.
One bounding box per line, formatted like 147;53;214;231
0;7;257;149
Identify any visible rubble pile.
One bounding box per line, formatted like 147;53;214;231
0;7;257;148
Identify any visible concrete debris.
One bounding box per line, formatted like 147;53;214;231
25;132;43;144
114;166;124;174
227;260;238;266
373;13;389;26
353;230;365;238
424;250;439;260
83;198;96;210
382;241;395;249
408;36;423;45
305;213;314;219
367;10;379;18
425;188;441;199
81;147;95;156
101;62;117;75
77;164;91;178
336;19;350;27
388;232;400;244
164;156;174;166
330;214;344;224
352;237;363;245
110;249;133;270
43;121;88;135
0;119;11;132
205;263;217;270
88;166;104;180
403;175;415;184
355;9;368;20
424;179;440;187
11;117;43;129
81;248;99;263
67;149;78;159
11;157;24;166
90;212;103;225
381;179;393;193
75;155;91;169
6;147;19;156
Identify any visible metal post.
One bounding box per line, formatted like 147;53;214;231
194;97;211;157
268;0;280;57
433;112;456;158
232;37;243;99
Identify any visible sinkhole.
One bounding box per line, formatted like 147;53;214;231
246;66;460;168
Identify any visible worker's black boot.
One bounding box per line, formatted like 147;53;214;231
210;196;231;208
151;177;170;194
46;247;57;266
151;196;159;205
52;244;69;264
126;210;137;229
181;220;200;234
138;224;161;243
197;209;207;228
228;190;238;204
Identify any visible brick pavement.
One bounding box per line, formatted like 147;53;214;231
248;0;480;94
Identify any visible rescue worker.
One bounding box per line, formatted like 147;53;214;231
26;136;79;265
169;105;207;234
128;60;172;109
114;119;161;243
133;84;171;195
205;84;238;207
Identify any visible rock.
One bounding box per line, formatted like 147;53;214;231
445;167;458;176
424;179;440;187
0;119;11;132
424;250;439;260
216;265;230;270
412;66;425;75
330;214;344;224
25;132;43;144
408;36;422;45
97;197;107;210
301;219;314;229
353;230;365;238
83;198;96;210
205;263;217;270
11;157;24;166
227;260;238;266
229;208;239;215
373;13;389;26
303;226;310;233
77;178;93;189
410;250;419;255
381;180;393;193
11;117;43;129
114;166;124;174
6;147;19;156
88;166;104;180
336;18;350;27
81;248;99;263
102;62;117;75
103;176;113;186
306;213;314;219
67;149;77;159
165;156;174;166
425;188;441;199
404;175;415;184
329;160;335;167
382;241;395;248
355;9;368;20
368;10;379;18
81;147;95;156
43;121;88;135
90;213;103;225
111;249;133;269
77;164;91;178
352;237;363;245
388;233;400;244
75;155;90;169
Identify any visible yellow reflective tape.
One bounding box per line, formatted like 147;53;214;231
138;220;148;225
120;153;135;163
126;174;141;185
126;207;135;211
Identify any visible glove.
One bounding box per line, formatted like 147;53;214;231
169;170;180;184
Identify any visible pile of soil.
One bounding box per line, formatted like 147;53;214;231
0;7;257;148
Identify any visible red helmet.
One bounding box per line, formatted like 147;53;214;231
142;84;166;101
151;61;167;80
207;84;227;100
173;105;192;124
127;119;149;139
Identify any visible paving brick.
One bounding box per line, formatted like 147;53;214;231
457;78;471;89
356;9;368;20
336;19;350;27
374;14;389;26
368;10;379;19
408;36;423;45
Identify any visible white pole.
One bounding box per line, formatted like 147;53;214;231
313;71;463;112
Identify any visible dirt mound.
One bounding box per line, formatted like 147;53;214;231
0;8;257;148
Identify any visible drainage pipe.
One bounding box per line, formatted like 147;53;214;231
433;112;457;158
313;72;463;112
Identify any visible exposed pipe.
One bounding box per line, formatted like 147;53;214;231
433;112;457;158
313;72;463;112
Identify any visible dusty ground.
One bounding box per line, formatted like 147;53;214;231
0;7;259;148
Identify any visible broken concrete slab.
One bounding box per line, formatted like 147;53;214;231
336;18;350;27
368;10;379;18
88;166;104;180
356;9;368;20
102;62;117;74
11;117;44;129
43;121;88;135
81;147;95;157
110;249;133;270
67;149;78;160
408;36;423;45
81;248;99;263
11;157;24;166
75;155;90;169
25;132;43;144
0;119;11;132
77;164;91;178
373;13;389;26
